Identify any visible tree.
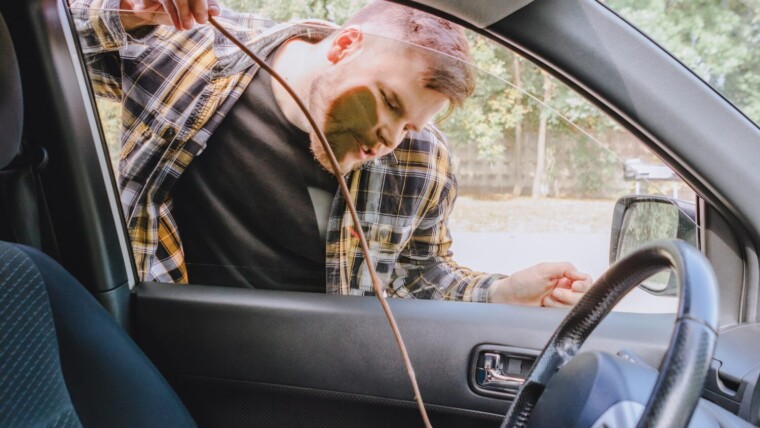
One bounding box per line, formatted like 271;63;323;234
511;56;524;196
214;0;760;199
531;72;553;199
603;0;760;124
219;0;369;23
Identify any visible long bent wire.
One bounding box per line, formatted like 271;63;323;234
207;16;432;428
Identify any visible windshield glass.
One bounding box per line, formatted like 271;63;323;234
601;0;760;127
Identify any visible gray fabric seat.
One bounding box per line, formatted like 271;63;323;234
0;11;195;427
0;243;81;427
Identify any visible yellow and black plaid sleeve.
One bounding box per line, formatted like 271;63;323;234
326;128;505;302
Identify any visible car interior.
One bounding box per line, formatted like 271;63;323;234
0;11;197;427
1;0;760;427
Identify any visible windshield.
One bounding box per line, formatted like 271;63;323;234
601;0;760;127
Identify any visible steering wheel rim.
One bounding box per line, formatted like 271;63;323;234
502;240;719;428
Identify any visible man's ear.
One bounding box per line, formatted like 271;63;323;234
326;26;364;63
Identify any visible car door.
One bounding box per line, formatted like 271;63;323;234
3;0;758;426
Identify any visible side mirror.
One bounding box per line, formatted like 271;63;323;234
609;195;697;296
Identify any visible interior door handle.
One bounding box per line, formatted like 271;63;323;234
481;352;525;389
470;345;537;398
478;352;525;392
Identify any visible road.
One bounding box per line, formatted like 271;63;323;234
449;231;678;313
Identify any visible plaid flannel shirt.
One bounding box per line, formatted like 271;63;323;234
70;0;505;301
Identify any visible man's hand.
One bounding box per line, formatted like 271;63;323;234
489;262;593;307
119;0;220;31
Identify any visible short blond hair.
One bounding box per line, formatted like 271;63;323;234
345;1;475;109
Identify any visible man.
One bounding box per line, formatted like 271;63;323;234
72;0;592;306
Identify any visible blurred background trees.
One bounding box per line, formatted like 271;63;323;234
98;0;758;200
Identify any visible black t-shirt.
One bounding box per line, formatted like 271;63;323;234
172;55;338;291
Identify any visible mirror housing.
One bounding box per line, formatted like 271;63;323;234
609;195;697;295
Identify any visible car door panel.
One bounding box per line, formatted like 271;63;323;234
1;0;758;424
135;283;674;425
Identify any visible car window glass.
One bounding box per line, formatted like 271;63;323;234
71;3;698;312
601;0;760;128
436;34;697;313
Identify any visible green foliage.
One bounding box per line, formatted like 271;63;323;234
573;145;620;197
440;36;535;159
619;201;679;256
95;0;757;200
604;0;760;125
96;99;121;170
219;0;368;23
617;200;682;289
445;0;758;197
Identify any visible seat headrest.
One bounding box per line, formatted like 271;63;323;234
0;12;23;170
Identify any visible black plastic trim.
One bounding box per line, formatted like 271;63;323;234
0;0;132;299
171;373;503;428
93;282;132;334
135;283;675;416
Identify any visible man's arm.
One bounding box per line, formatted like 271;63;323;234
389;175;506;302
70;0;135;101
69;0;218;101
117;0;220;31
389;132;592;305
489;263;592;307
391;178;592;305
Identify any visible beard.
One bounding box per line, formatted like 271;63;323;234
307;72;378;176
309;129;347;176
308;71;345;176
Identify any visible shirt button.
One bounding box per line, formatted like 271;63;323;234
163;128;176;140
379;227;390;241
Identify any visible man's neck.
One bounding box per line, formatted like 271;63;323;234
270;38;325;133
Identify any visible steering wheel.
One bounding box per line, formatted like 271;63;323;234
502;240;719;428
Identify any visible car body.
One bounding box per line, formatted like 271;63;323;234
0;0;759;426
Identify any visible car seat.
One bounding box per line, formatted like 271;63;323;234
0;11;195;427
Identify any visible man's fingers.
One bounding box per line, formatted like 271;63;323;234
159;0;217;30
160;0;182;30
208;0;220;16
571;275;592;292
190;0;209;24
538;261;576;277
551;287;583;306
542;294;572;308
169;0;193;29
563;269;590;281
555;277;572;289
540;262;590;284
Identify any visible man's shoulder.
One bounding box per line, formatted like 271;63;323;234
395;125;451;162
209;13;336;74
376;125;454;188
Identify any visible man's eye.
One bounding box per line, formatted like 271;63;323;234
381;91;398;112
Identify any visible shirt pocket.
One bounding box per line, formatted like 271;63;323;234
120;41;152;61
119;124;177;183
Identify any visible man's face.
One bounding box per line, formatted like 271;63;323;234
308;32;448;174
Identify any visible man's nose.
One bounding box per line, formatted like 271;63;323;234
376;123;407;149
